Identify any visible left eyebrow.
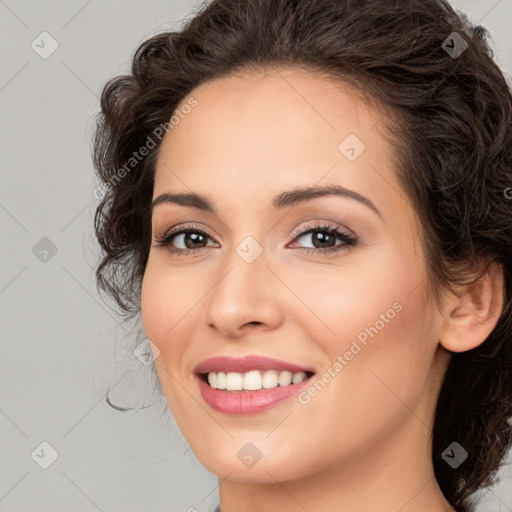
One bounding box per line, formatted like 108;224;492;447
150;184;381;218
272;184;381;217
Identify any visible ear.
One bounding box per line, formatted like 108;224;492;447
439;261;504;353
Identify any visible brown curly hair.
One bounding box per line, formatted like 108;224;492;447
92;0;512;510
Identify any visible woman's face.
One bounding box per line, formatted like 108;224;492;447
141;67;451;483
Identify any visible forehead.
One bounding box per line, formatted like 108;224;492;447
159;66;387;155
153;66;399;216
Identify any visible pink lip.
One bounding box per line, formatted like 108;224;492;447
193;355;315;374
193;355;316;415
195;374;314;415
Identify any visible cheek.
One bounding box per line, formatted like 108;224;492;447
325;274;436;421
140;263;197;408
140;266;164;342
140;257;217;380
292;276;437;458
289;244;423;345
295;244;435;397
140;260;194;346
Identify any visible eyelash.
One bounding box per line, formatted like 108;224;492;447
154;222;357;257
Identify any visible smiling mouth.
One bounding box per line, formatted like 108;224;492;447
199;369;315;391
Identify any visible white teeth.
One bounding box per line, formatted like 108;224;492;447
206;369;310;391
216;372;226;389
278;370;293;386
226;372;243;390
243;370;263;391
292;371;307;384
262;369;278;388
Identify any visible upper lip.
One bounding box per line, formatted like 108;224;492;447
194;355;315;375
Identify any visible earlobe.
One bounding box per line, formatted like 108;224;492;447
439;261;504;353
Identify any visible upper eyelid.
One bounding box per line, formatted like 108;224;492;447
290;222;354;240
151;200;370;239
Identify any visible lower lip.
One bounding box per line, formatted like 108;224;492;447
196;374;313;415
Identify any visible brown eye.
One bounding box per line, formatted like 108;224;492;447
290;223;357;255
154;225;218;256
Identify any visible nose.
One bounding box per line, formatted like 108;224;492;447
201;247;283;339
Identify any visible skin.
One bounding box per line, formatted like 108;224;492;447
140;66;503;512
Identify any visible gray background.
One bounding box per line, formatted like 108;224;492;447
1;0;511;511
